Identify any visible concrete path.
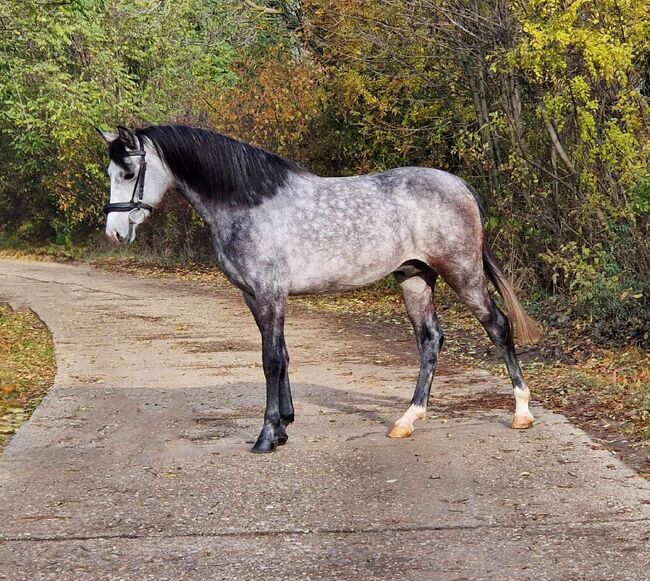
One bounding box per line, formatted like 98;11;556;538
0;258;648;580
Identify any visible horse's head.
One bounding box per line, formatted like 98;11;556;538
97;126;173;244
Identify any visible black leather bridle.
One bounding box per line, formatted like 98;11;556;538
103;136;153;224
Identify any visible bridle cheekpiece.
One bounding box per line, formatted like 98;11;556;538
103;135;153;225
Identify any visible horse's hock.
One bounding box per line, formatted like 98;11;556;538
0;259;648;579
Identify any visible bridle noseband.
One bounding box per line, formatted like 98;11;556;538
103;136;153;224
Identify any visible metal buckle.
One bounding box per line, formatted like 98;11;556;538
129;208;146;225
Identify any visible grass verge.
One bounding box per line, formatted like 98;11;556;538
0;303;56;449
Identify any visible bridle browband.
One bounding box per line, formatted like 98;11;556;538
103;135;153;223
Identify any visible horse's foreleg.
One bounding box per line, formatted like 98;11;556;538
274;342;294;445
388;271;444;438
243;291;289;453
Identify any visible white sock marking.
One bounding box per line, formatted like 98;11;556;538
394;404;427;430
514;386;533;419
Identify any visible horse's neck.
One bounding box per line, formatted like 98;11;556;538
177;184;259;292
178;169;312;231
177;185;222;227
178;169;316;244
178;184;253;246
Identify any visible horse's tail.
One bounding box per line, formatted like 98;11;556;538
482;241;541;345
464;181;542;345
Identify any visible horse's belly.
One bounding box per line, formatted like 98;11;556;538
288;254;404;295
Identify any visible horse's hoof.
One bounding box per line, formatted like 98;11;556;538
274;432;288;446
512;414;534;429
251;439;276;453
387;424;413;438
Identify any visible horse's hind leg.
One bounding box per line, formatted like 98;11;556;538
442;269;534;429
388;267;444;438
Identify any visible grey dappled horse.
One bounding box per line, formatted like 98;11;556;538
99;125;540;453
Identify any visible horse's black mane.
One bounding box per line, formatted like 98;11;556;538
108;124;307;206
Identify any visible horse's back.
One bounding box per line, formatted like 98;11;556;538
319;166;469;197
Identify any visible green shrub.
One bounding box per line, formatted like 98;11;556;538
541;241;649;344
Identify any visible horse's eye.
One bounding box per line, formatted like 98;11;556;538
124;172;135;180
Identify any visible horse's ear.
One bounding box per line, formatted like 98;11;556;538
117;125;137;149
96;128;118;145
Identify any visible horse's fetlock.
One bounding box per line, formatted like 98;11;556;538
274;425;289;446
264;416;281;429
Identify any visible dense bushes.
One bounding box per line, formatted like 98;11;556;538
1;0;648;345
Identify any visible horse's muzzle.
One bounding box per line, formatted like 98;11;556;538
107;227;134;245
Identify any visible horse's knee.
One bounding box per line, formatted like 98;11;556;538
262;351;285;376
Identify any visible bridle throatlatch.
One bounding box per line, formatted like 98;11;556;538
103;135;153;225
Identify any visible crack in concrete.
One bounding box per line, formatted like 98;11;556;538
3;273;136;299
2;516;649;544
